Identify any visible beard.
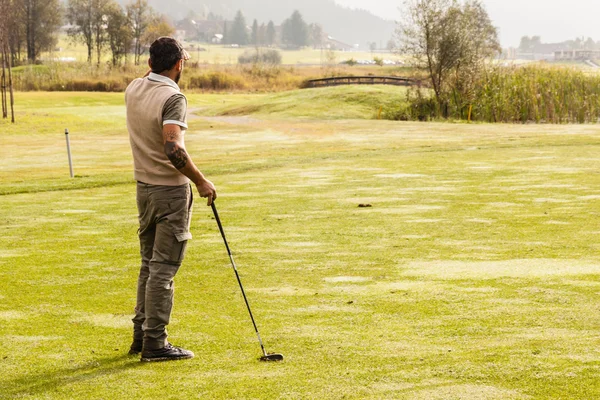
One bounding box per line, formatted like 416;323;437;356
175;71;182;84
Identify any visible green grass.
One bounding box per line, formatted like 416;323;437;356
2;90;600;399
199;85;409;119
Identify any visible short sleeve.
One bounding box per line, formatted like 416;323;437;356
162;94;188;130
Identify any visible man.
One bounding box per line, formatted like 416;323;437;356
125;37;217;362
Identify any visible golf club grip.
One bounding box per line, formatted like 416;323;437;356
211;202;232;256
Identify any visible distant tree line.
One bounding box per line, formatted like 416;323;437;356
0;0;175;66
195;9;324;49
66;0;174;66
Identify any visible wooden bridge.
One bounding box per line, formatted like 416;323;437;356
303;76;418;89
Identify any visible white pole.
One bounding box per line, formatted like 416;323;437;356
65;128;74;178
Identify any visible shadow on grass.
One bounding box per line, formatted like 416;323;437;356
3;354;143;398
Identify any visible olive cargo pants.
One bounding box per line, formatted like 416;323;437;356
132;182;193;350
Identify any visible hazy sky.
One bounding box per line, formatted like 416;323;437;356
334;0;600;47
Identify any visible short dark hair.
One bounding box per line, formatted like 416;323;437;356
149;37;189;73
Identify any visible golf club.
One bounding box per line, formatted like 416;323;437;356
211;202;284;362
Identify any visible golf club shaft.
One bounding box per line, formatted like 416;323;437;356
211;202;268;357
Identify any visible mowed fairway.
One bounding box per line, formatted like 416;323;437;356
2;90;600;399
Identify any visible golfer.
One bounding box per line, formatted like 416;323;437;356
125;37;217;362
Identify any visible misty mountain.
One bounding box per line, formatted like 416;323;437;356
139;0;396;48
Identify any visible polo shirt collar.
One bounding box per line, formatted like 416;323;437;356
148;72;180;91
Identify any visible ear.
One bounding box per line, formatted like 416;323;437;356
177;59;184;71
148;59;152;69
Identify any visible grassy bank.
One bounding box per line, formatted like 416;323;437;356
198;85;410;120
2;92;600;398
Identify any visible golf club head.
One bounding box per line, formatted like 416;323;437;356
260;353;284;362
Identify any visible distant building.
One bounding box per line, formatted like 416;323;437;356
555;50;600;61
515;39;600;61
324;36;353;51
175;19;231;43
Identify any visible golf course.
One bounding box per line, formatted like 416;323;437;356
2;86;600;399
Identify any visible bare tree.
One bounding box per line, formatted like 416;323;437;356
7;9;26;63
309;23;323;49
105;1;132;66
92;0;111;65
67;0;95;63
126;0;150;65
125;4;174;64
451;1;501;109
67;0;110;64
139;14;174;56
11;0;62;63
0;0;15;122
397;0;500;114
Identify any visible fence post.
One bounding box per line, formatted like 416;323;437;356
65;128;74;178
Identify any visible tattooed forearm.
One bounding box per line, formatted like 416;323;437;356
165;129;179;142
165;141;189;169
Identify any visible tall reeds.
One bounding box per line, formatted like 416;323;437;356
475;65;600;123
8;62;352;93
394;65;600;123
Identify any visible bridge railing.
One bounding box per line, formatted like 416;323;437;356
302;76;419;89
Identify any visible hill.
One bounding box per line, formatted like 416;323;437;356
198;85;409;120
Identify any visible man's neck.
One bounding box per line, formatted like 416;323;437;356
159;71;177;82
148;72;180;90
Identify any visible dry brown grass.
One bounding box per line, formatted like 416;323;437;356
10;62;417;93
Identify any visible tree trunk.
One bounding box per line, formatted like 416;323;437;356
8;50;14;122
25;2;32;61
6;42;14;122
134;38;139;65
25;0;37;63
1;41;14;122
87;8;93;63
96;27;101;66
1;49;6;118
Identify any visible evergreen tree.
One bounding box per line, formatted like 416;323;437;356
230;10;248;45
251;19;259;46
266;20;276;46
282;10;308;48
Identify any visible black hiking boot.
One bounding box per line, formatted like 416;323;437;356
141;343;194;362
128;340;143;355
